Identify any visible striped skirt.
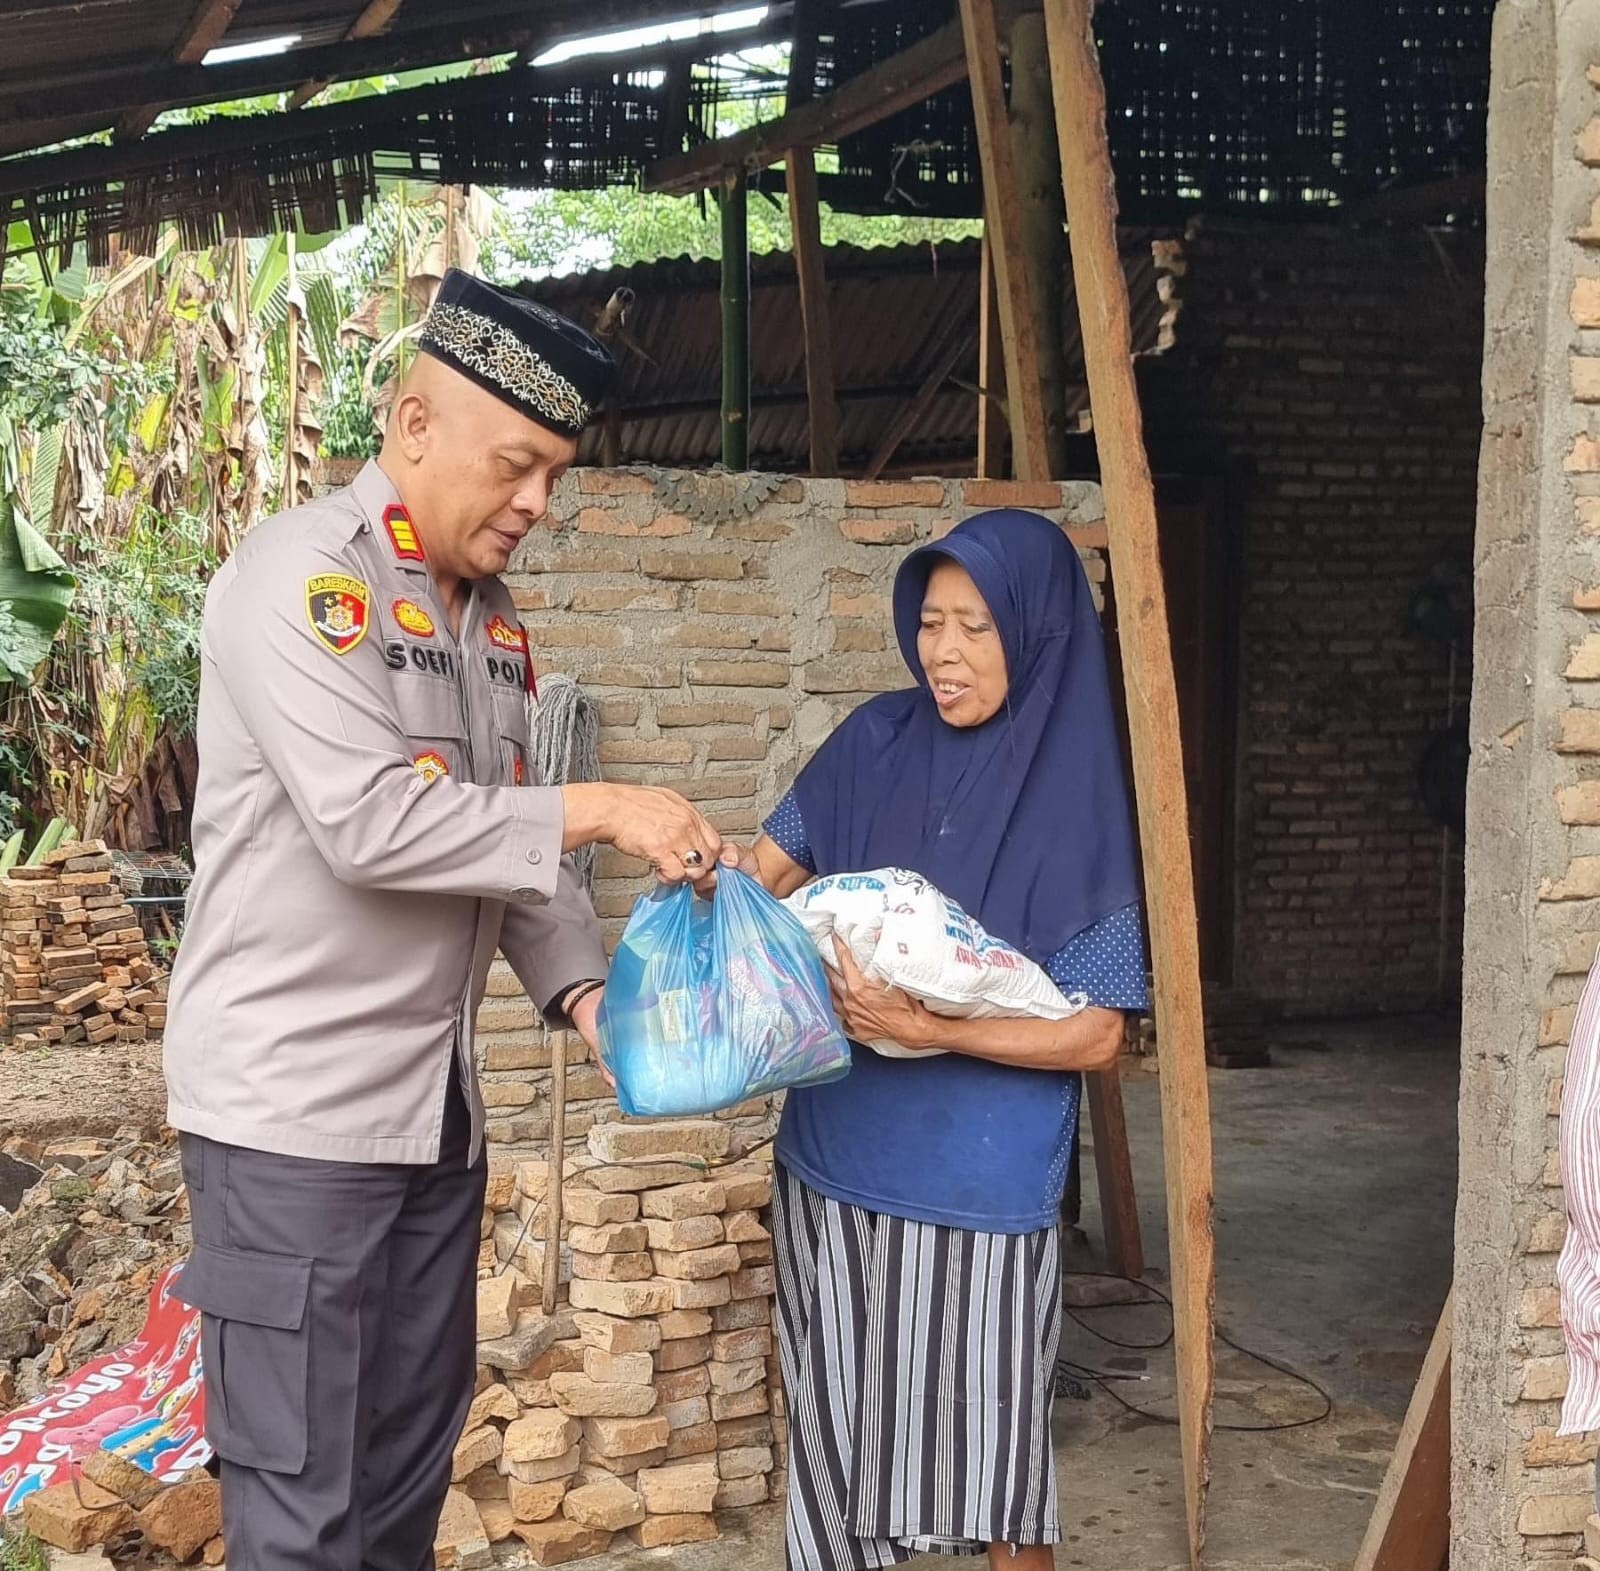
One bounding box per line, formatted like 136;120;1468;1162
772;1164;1063;1571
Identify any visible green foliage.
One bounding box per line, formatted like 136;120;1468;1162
0;1521;48;1571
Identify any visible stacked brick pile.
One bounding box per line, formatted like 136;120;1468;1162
439;1119;783;1567
1;839;167;1049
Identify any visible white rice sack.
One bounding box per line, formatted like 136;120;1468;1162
784;867;1088;1059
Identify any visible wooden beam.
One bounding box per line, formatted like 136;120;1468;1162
976;231;1008;477
1085;1067;1144;1281
959;0;1051;481
287;0;408;112
785;0;839;477
114;0;242;141
862;320;975;481
719;171;751;471
1352;1294;1451;1571
1043;1;1216;1566
643;18;970;197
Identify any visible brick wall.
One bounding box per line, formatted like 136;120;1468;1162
1456;7;1600;1565
474;475;1107;1154
1139;222;1485;1016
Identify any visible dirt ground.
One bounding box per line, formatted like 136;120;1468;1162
0;1040;167;1144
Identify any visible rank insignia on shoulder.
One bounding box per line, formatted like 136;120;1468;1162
383;504;425;562
485;614;527;653
306;574;371;656
392;599;435;638
413;751;450;784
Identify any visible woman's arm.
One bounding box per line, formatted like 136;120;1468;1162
827;943;1124;1073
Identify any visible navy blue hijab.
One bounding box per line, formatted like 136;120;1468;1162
791;509;1140;964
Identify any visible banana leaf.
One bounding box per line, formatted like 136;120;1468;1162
0;492;74;681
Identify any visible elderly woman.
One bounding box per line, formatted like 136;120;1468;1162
730;509;1149;1570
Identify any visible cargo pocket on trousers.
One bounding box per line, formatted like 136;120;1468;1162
177;1243;313;1475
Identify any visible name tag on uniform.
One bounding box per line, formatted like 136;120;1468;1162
385;640;457;681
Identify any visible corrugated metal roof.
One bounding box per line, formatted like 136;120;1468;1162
525;232;1182;474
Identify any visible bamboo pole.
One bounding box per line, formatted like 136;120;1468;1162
1042;1;1217;1564
719;171;751;471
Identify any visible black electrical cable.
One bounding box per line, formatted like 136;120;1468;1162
1055;1270;1334;1434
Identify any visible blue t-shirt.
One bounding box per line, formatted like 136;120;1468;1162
764;790;1150;1234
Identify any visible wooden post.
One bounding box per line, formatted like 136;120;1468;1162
543;1044;566;1315
976;232;1008;478
958;0;1051;481
1352;1294;1451;1571
1007;10;1071;478
1085;1067;1144;1280
719;170;751;471
786;0;839;476
1043;1;1217;1566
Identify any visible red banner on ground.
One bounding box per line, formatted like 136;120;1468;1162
0;1262;209;1515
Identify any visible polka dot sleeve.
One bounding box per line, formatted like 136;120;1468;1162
762;789;818;876
1047;903;1151;1012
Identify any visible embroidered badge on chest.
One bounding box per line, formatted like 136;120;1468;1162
485;614;526;653
392;599;435;638
383;504;425;563
414;751;450;784
306;575;371;656
513;754;526;786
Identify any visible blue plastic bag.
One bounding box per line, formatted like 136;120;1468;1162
596;869;851;1117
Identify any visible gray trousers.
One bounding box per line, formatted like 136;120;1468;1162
176;1080;486;1571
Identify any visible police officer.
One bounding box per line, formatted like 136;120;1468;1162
165;270;722;1569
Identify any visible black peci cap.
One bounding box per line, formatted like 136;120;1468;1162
417;268;616;438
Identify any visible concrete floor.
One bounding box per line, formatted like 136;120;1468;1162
561;1016;1459;1571
48;1019;1454;1571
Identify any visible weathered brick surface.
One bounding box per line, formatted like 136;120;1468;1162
1139;224;1483;1013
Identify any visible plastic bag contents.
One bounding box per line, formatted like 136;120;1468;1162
597;868;851;1117
785;867;1088;1059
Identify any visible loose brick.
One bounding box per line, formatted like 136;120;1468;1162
641;1181;727;1220
638;1460;719;1515
580;1160;707;1193
504;1446;580;1487
504;1411;581;1463
731;1265;777;1299
453;1425;504;1481
583;1347;656;1385
669;1276;733;1310
667;1424;720;1458
723;1209;770;1244
563;1478;645;1531
549;1372;658;1417
477;1500;517;1543
717;1444;776;1479
466;1382;519;1429
435;1488;494;1569
589;1121;731;1163
627;1513;719;1549
713;1298;772;1333
507;1475;570;1522
511;1518;616;1565
23;1481;134;1552
712;1326;773;1363
656;1365;712;1403
652;1243;743;1281
568;1278;674;1318
571;1250;655;1283
663;1395;713;1430
582;1409;672;1462
657;1308;714;1340
575;1311;662;1354
716;1474;771;1508
711;1386;770;1422
719;1170;774;1210
563;1190;640;1227
656;1333;713;1371
717;1413;775;1448
708;1357;766;1395
568;1222;649;1255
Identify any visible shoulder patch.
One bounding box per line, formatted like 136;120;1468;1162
383;504;425;563
306;575;371;656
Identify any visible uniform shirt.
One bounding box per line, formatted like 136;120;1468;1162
165;462;607;1166
762;790;1149;1234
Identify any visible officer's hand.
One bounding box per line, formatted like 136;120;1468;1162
563;783;723;886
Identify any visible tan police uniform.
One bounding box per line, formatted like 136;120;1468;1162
165;266;621;1570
